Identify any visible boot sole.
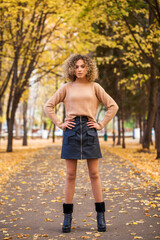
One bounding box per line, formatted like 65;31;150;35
62;228;71;233
98;227;106;232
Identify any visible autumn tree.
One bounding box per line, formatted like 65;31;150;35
73;0;160;155
0;0;81;152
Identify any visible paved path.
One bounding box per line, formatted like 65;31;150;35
0;144;160;240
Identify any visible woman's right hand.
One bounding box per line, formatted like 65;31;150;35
61;120;76;130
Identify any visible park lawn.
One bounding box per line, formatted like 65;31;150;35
102;139;160;184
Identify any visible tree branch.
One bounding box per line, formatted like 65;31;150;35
114;0;159;70
144;0;160;25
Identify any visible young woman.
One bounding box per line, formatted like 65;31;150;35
44;54;119;233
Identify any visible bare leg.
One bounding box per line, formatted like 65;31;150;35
87;158;103;202
65;159;77;203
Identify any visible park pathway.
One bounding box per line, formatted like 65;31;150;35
0;144;160;240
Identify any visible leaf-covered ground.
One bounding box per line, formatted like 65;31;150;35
0;139;54;191
103;139;160;184
0;141;160;240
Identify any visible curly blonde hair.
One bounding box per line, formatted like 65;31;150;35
63;54;98;82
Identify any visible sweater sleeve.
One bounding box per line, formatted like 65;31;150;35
44;84;66;129
94;83;119;129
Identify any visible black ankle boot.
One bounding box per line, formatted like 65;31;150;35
62;203;73;233
95;202;106;232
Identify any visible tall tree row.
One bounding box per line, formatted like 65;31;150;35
0;0;159;157
0;0;82;152
72;0;160;157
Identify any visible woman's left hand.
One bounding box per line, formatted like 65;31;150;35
87;121;102;130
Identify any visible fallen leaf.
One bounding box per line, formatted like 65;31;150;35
94;233;101;237
45;218;54;222
42;234;48;237
21;181;27;184
11;199;16;202
133;222;138;225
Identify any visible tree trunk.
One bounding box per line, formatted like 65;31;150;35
15;119;20;139
7;92;20;152
31;106;35;139
23;100;28;146
121;114;125;148
120;100;125;148
142;6;158;149
155;78;160;159
7;116;15;152
142;56;157;148
47;122;52;139
52;124;56;142
0;7;4;140
116;115;121;145
0;98;3;139
112;117;115;146
7;96;24;151
120;90;125;148
139;113;143;144
6;51;18;152
44;121;47;130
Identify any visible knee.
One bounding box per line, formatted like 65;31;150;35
66;171;76;181
89;171;99;180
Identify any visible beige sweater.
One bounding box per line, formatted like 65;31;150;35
44;82;119;130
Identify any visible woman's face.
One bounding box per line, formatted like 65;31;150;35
75;59;87;79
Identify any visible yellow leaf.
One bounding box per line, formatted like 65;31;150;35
17;235;23;239
151;203;156;208
119;210;128;213
21;181;27;184
134;237;143;239
94;233;101;237
45;218;54;222
113;188;119;190
87;212;92;217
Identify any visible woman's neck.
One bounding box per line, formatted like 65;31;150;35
74;77;89;84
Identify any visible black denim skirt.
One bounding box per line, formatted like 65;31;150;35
61;116;102;160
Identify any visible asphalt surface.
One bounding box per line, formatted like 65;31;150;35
0;144;160;240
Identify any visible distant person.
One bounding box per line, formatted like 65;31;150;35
44;54;119;233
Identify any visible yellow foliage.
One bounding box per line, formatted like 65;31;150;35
102;141;160;184
0;138;54;191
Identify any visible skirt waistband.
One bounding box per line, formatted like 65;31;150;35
74;116;88;122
